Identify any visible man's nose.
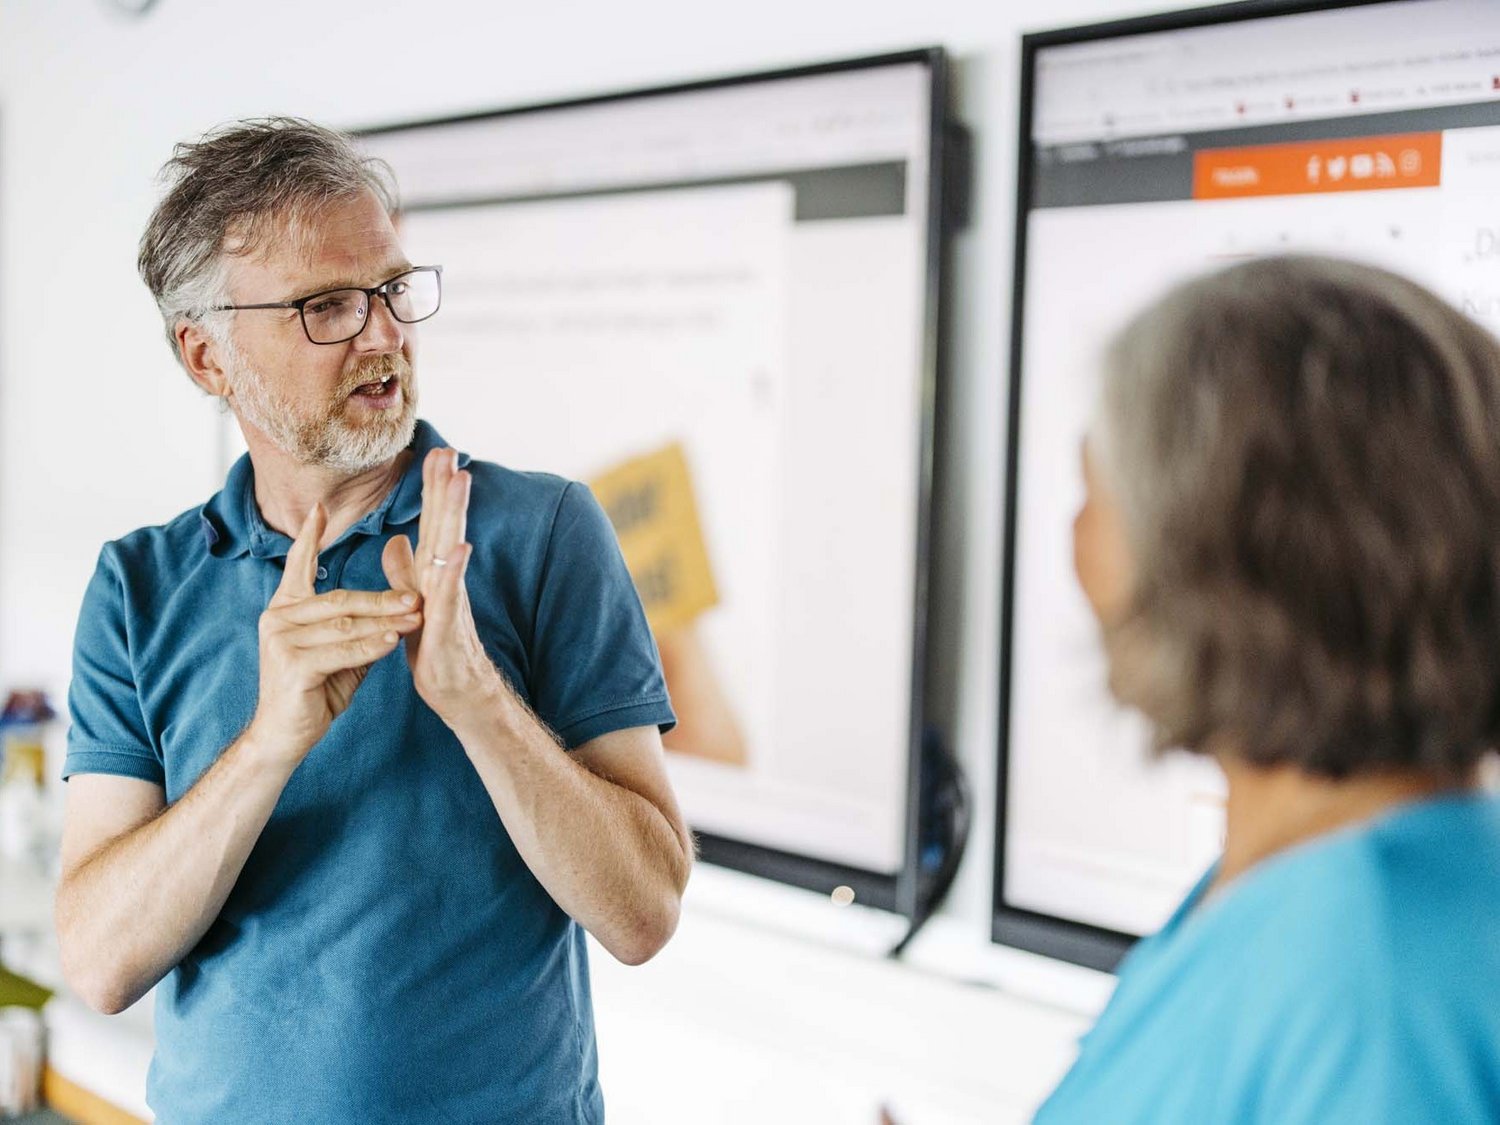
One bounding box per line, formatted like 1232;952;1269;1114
356;294;405;353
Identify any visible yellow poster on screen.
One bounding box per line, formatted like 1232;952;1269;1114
589;442;719;635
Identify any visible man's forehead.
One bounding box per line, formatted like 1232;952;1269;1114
228;190;408;296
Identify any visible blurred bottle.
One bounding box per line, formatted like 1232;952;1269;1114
0;692;55;871
0;1007;43;1117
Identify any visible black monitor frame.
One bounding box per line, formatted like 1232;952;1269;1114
995;0;1405;972
354;48;957;917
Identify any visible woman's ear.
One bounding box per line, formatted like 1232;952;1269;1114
1073;438;1136;629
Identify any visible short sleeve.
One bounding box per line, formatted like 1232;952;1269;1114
529;482;676;749
64;545;164;785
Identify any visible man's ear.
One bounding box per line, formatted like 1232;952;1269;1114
176;319;233;398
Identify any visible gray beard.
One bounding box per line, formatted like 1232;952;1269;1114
225;346;418;473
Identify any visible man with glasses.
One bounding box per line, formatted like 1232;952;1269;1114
53;118;689;1124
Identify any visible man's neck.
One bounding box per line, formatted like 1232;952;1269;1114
1208;748;1477;900
241;428;411;552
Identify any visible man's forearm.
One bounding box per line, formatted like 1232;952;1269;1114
450;684;691;965
56;731;297;1014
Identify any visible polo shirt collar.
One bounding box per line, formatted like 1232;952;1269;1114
199;419;470;559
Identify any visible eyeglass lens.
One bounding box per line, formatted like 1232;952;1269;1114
302;269;441;344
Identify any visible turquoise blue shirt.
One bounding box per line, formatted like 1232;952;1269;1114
64;420;675;1124
1037;792;1500;1124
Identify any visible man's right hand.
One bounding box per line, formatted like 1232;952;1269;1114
248;502;423;767
57;501;423;1014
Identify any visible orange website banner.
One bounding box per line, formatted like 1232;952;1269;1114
1193;132;1442;200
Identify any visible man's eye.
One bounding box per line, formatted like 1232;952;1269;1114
387;280;410;297
306;297;346;317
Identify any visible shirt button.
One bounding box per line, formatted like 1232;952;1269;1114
316;566;328;581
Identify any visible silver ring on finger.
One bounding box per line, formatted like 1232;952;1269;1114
432;556;448;567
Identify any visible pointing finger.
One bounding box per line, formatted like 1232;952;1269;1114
272;587;416;625
271;502;325;606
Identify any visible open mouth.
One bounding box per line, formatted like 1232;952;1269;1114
351;374;397;397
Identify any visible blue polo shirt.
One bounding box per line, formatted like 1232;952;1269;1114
1036;791;1500;1124
64;419;675;1124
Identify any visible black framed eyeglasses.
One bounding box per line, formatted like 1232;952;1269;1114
208;265;443;345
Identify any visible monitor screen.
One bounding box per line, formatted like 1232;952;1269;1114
999;0;1500;969
354;52;948;909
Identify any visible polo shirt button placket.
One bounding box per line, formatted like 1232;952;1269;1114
316;545;356;591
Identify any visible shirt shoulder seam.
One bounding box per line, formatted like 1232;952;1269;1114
528;479;579;654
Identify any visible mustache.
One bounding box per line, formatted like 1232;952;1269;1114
341;354;413;396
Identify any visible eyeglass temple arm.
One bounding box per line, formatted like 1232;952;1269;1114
207;267;441;313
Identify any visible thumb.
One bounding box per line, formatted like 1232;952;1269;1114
382;534;419;593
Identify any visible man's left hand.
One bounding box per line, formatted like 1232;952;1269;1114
381;447;498;720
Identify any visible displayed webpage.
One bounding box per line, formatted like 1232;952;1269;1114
1006;0;1500;937
353;64;934;876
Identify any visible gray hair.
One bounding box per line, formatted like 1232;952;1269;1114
1094;254;1500;780
137;116;398;366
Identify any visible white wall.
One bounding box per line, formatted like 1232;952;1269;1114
0;0;1168;963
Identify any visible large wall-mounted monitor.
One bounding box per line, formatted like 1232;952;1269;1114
999;0;1500;970
356;50;953;913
